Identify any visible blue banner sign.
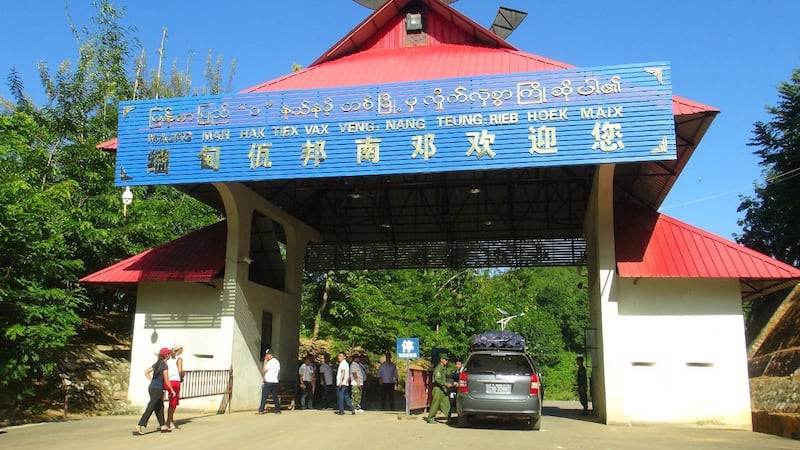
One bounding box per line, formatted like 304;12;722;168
115;62;674;186
396;338;420;360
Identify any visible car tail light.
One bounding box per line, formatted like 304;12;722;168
458;370;468;393
530;372;540;395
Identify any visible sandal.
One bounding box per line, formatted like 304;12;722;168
132;428;144;436
159;427;172;433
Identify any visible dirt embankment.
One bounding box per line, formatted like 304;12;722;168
748;285;800;439
0;312;134;427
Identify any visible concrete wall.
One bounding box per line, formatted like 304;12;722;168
216;182;315;411
229;280;298;410
126;277;300;414
615;277;752;427
127;281;232;413
128;182;318;414
585;164;751;427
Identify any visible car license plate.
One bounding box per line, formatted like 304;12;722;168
486;383;511;394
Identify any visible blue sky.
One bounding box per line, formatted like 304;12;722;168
2;0;799;240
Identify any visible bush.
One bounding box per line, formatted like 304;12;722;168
538;352;583;401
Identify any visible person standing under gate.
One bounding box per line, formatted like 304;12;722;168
427;354;452;424
298;355;316;409
335;352;355;415
350;354;366;413
166;344;184;429
378;352;398;410
318;354;335;409
576;356;589;415
257;349;281;414
447;357;464;420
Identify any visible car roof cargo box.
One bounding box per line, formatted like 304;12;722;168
470;331;526;351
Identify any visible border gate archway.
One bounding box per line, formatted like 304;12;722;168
82;0;800;428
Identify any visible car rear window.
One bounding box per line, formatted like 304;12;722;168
466;354;533;375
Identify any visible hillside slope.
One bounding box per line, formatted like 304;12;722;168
748;284;800;439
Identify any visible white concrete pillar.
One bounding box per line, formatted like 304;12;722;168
214;182;320;411
584;164;627;424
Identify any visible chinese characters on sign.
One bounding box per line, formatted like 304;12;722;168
396;338;420;359
115;62;675;186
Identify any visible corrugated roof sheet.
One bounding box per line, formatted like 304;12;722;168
616;208;800;280
244;44;571;93
311;0;516;66
96;137;118;152
244;0;716;117
673;95;718;115
79;221;227;285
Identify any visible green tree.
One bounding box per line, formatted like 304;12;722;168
737;68;800;267
0;0;224;409
0;111;86;405
736;68;800;334
300;267;589;370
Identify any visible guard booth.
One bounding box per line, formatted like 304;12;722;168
82;0;800;426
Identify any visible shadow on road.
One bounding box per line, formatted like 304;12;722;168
543;405;602;423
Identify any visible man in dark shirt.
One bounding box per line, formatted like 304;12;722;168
576;356;589;415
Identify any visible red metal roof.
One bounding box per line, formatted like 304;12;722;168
311;0;516;66
673;95;718;115
79;221;227;285
616;207;800;280
245;44;571;92
96;137;118;152
243;0;717;118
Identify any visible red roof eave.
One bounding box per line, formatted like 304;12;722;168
616;211;800;281
96;137;118;152
673;95;718;115
80;221;227;285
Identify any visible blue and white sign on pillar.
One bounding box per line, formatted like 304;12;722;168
396;338;419;359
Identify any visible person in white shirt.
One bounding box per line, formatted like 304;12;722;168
166;344;184;429
318;354;335;409
298;355;316;409
377;352;398;410
335;352;354;415
258;349;281;414
350;354;367;413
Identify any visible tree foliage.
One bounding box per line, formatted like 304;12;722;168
0;112;86;402
737;68;800;268
301;266;589;394
0;0;226;407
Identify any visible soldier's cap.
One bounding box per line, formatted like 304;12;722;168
439;353;449;360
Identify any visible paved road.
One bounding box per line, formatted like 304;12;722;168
2;401;798;450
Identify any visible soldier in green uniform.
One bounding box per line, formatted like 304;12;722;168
427;354;452;424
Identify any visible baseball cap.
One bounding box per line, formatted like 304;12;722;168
159;347;172;356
